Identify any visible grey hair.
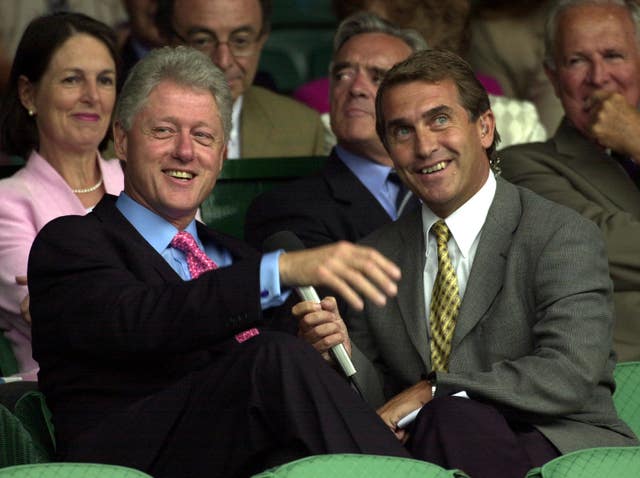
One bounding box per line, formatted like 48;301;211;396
333;11;428;56
544;0;640;70
114;46;232;141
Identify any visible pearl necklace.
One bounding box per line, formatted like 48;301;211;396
72;176;104;194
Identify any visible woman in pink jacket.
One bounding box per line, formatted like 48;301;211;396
0;13;124;379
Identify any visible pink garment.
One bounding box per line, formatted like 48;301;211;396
476;73;504;96
293;77;330;114
0;150;124;378
292;74;504;114
171;231;218;279
170;230;259;344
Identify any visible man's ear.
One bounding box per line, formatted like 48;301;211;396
544;64;562;99
219;144;227;172
113;121;128;162
17;75;36;114
478;109;496;149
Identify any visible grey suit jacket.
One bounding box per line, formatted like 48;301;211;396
500;118;640;362
347;177;637;454
240;86;325;158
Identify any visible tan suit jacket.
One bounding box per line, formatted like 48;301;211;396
240;86;325;158
501;119;640;362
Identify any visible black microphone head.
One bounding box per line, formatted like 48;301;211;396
262;231;306;252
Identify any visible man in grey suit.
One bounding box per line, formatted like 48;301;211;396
294;49;638;478
500;0;640;362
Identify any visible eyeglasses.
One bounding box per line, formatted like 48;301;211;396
172;29;262;58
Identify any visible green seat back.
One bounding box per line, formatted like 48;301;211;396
0;463;152;477
260;29;335;93
0;404;50;467
271;0;336;29
251;453;469;478
13;392;55;458
613;361;640;436
0;335;19;377
525;446;640;478
200;156;326;239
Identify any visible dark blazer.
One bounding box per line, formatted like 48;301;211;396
347;177;637;453
500;118;640;362
28;195;264;468
245;149;394;250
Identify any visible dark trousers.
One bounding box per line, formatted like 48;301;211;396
61;331;409;478
407;397;560;478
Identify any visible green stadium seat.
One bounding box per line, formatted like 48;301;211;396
200;156;326;238
525;446;640;478
0;463;152;477
251;453;469;477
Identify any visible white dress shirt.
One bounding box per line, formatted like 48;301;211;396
421;172;497;334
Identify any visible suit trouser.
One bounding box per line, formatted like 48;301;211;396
60;331;409;478
407;396;560;478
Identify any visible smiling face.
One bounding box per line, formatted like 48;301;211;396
19;33;116;158
382;79;493;218
114;80;226;230
171;0;266;101
546;3;640;138
330;32;413;165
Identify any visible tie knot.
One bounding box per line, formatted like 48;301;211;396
432;220;451;245
170;231;200;254
387;170;402;185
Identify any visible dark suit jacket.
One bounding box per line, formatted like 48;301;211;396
28;195;264;468
244;149;394;250
347;177;637;453
500;118;640;362
240;86;326;158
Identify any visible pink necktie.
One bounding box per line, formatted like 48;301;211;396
170;231;259;343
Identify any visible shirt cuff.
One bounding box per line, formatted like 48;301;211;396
259;250;291;309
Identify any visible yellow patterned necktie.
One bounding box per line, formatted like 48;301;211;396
429;220;461;372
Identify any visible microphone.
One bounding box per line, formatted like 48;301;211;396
263;231;357;378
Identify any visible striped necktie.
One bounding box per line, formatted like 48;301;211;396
170;231;259;343
429;220;461;372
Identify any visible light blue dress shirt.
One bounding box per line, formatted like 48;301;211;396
336;145;402;220
115;192;289;309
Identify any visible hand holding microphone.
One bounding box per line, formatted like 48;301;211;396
264;231;401;378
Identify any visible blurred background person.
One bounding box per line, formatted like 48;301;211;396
0;0;127;97
299;0;546;150
156;0;326;159
119;0;167;86
466;0;563;134
0;13;125;379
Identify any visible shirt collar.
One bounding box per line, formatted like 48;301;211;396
336;145;393;192
227;95;244;159
115;192;201;254
421;172;496;258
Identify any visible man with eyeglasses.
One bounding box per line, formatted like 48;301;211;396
156;0;326;159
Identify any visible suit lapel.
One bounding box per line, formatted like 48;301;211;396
324;150;393;225
554;119;640;216
452;178;518;349
92;196;188;282
394;209;431;368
